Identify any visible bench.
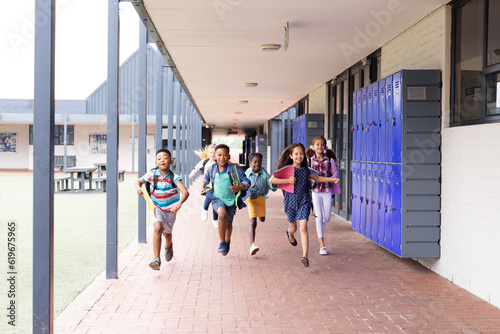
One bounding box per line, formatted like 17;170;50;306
55;155;76;171
94;177;107;192
54;176;70;192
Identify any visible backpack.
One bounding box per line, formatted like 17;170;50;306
145;167;176;198
209;163;247;209
201;158;209;173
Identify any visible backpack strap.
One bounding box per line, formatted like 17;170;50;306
201;158;209;172
168;170;177;188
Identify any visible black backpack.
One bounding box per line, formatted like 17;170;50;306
201;158;209;173
145;167;176;198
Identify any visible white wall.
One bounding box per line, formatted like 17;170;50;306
308;84;328;138
381;5;500;308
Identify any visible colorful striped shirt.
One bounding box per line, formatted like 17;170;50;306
141;169;182;212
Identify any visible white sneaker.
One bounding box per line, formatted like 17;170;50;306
319;247;328;255
212;220;218;229
250;244;259;255
201;209;208;221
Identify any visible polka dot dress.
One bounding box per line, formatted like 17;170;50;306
284;166;311;222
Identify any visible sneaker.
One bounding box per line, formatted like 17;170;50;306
149;257;161;270
212;220;218;229
250;244;259;256
217;241;227;253
222;241;230;256
201;209;208;221
319;247;328;255
165;243;173;262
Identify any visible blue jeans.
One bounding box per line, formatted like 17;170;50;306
203;186;218;220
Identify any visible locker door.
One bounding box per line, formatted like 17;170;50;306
352;90;358;161
392;72;402;163
360;163;367;235
384;164;393;250
371;164;379;242
361;87;367;161
385;75;393;165
367;85;373;162
378;78;386;162
356;91;362;161
372;82;379;163
366;163;373;239
377;164;386;246
351;162;361;232
392;165;402;256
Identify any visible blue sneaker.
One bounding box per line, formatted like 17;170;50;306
222;241;230;256
217;241;227;253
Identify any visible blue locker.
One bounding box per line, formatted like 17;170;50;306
366;163;373;239
351;162;361;232
352;90;357;160
356;91;362;161
392;72;402;163
372;82;379;163
360;163;367;235
367;85;373;162
361;87;367;161
371;164;379;242
378;78;386;162
377;164;386;245
385;75;393;165
384;164;393;250
392;165;402;256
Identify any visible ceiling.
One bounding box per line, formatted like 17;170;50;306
135;0;449;131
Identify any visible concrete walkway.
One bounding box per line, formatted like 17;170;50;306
55;178;500;333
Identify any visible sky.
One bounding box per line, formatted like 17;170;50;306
0;0;139;100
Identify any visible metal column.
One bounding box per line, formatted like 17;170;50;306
175;82;181;175
33;0;55;331
167;69;174;154
156;50;163;152
106;0;120;279
137;21;148;244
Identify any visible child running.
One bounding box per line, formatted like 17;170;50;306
244;152;277;255
305;136;340;255
201;144;250;256
269;143;338;267
189;144;218;228
135;148;189;270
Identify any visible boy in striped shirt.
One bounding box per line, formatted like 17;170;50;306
135;149;189;270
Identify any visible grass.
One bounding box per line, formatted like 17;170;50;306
0;172;144;333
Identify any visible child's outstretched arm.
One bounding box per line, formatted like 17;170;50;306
169;181;189;213
269;175;296;185
310;174;340;184
135;179;145;195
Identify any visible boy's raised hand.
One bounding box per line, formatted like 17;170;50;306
230;182;244;193
169;202;182;213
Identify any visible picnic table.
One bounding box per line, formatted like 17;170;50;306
65;166;97;192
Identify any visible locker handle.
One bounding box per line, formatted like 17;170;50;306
378;120;381;127
392;117;395;126
389;207;394;211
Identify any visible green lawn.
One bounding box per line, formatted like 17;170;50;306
0;172;144;333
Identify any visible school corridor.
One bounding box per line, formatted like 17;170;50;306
52;178;500;333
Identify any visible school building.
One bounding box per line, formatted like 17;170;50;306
5;0;500;330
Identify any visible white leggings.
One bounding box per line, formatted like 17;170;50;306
311;190;333;238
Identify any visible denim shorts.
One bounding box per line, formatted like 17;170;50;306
211;197;236;224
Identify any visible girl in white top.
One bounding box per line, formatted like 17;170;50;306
189;144;218;228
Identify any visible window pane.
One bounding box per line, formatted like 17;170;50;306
454;0;484;122
487;0;500;66
486;72;500;115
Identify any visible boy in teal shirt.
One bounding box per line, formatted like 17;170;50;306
201;144;250;256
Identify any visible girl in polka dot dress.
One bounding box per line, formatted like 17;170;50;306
269;143;339;268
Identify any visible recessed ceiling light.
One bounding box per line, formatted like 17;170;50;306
234;111;242;114
245;83;258;87
239;100;248;104
232;118;239;121
260;44;281;51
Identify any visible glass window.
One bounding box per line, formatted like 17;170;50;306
29;125;74;145
452;0;500;125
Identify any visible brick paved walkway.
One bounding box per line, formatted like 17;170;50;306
55;178;500;333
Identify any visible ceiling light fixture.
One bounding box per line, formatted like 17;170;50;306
260;44;281;52
234;111;242;114
232;118;239;121
239;100;248;104
245;83;258;87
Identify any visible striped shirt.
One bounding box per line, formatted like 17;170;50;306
141;169;182;212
